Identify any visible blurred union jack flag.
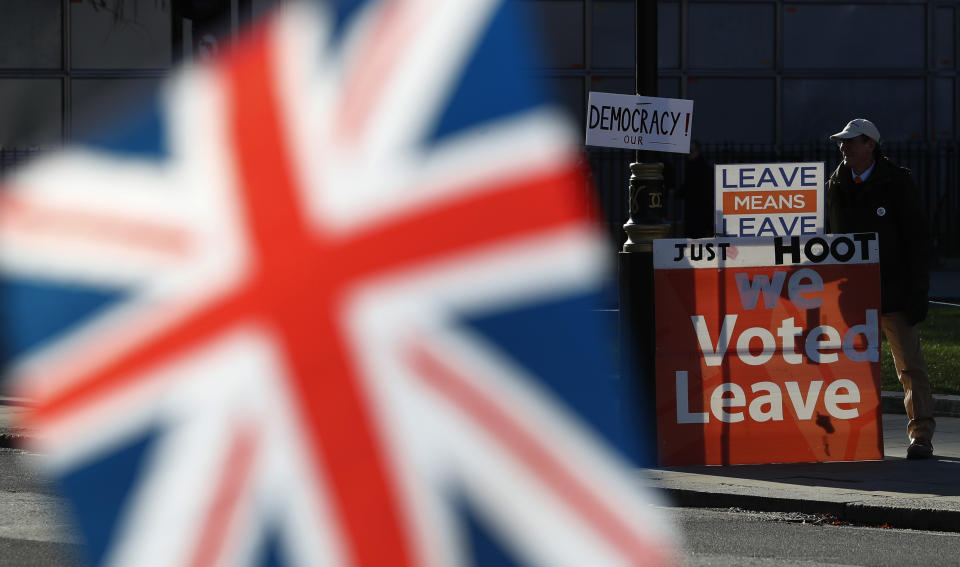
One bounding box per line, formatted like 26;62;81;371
0;1;676;566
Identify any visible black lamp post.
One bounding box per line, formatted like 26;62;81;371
618;0;667;462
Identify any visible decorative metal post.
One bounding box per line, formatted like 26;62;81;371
622;161;671;252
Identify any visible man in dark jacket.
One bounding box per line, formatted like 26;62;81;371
825;118;934;459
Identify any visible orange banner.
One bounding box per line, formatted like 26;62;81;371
722;190;818;214
654;240;883;466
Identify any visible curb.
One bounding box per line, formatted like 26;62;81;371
0;398;33;448
881;391;960;418
0;433;27;450
662;487;960;533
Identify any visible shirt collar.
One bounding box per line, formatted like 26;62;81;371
852;161;876;182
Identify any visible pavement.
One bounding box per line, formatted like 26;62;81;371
644;409;960;533
5;394;960;534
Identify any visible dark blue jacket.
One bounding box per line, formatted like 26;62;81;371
825;155;930;319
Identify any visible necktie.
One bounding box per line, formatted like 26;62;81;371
854;175;863;183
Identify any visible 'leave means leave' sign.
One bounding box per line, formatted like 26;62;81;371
714;162;825;237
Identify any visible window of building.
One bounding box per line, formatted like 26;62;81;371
0;0;62;69
935;6;955;69
782;78;925;142
71;0;172;69
783;4;924;69
529;0;585;69
592;1;634;69
688;2;775;69
934;77;954;139
687;78;775;143
0;78;62;148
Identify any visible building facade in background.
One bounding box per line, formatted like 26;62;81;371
0;0;276;149
539;0;956;145
2;0;955;146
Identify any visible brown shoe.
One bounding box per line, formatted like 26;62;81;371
907;440;934;460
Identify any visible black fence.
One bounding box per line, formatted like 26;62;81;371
0;149;42;179
586;141;960;259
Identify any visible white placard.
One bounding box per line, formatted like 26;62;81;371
584;92;694;154
714;162;824;237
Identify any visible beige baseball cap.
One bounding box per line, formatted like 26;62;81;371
829;118;882;145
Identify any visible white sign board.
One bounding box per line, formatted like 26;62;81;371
714;162;825;238
585;92;694;154
653;233;878;269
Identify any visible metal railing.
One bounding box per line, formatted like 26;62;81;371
586;141;960;257
0;149;42;179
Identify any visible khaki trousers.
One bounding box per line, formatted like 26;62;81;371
882;311;936;443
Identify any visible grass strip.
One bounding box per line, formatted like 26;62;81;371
881;303;960;396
